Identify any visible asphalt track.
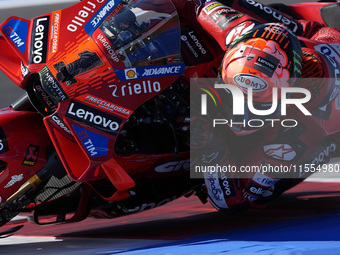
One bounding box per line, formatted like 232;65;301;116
2;0;340;255
3;181;340;254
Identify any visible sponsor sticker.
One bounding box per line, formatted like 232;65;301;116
203;2;224;14
67;101;122;135
233;74;268;91
125;68;137;79
51;11;61;54
201;152;219;164
115;64;185;81
4;174;24;188
263;144;297;161
81;94;132;117
205;172;224;202
181;26;213;65
51;114;73;135
252;172;279;187
2;18;29;54
205;3;240;31
39;66;68;102
239;0;299;33
67;0;100;33
247;182;264;198
314;44;340;105
33;84;58;114
310;142;337;166
22;145;39;166
84;0;119;36
95;30;121;64
21;62;30;78
73;125;109;158
219;172;236;197
155;159;190;173
109;80;162;97
225;21;256;46
243;46;280;77
30;16;50;64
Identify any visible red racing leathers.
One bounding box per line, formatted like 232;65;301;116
174;0;340;212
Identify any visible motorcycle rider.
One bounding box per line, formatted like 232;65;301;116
171;0;340;212
1;0;340;233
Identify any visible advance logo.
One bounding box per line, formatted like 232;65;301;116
67;101;122;136
116;64;185;81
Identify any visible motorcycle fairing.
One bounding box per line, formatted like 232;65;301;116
0;108;52;205
0;17;30;86
30;0;185;202
0;0;185;202
1;17;29;55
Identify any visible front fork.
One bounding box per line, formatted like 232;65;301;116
0;94;77;228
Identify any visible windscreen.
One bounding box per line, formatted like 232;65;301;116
98;0;182;68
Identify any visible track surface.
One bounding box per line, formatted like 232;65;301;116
1;0;339;255
2;180;340;254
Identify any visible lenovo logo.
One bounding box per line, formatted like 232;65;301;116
30;16;49;64
66;101;121;135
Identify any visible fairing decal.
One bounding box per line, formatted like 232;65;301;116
1;17;29;55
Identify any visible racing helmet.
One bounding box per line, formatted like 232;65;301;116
220;23;302;135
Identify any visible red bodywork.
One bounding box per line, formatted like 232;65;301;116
0;0;339;219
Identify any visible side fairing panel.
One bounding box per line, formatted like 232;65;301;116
0;1;185;201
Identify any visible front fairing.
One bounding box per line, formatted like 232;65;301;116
0;0;185;188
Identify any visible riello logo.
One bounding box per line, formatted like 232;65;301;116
201;84;312;128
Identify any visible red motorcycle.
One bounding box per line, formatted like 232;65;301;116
0;0;339;236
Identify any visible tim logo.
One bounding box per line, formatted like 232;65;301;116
22;145;39;166
73;125;109;158
2;18;29;54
